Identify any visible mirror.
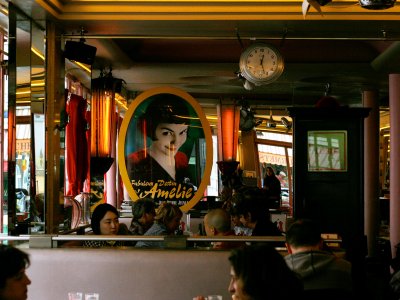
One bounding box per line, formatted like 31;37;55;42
4;3;46;234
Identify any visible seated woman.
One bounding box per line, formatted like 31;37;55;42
135;202;183;248
84;203;130;248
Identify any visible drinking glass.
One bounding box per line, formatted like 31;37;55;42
68;292;83;300
207;296;222;300
85;293;100;300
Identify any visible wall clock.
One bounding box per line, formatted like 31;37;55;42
239;43;285;86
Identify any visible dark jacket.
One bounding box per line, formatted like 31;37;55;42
252;219;283;236
285;250;353;292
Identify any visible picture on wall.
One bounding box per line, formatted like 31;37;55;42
307;130;347;172
118;87;213;211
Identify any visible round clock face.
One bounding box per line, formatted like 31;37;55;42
239;43;284;85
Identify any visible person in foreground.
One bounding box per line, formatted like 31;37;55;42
135;202;183;248
203;208;244;250
194;244;303;300
284;218;354;298
0;244;31;300
84;203;129;248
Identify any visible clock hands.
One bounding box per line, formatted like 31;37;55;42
260;54;265;73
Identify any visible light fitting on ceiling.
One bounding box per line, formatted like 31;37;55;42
281;117;292;130
239;100;257;132
266;109;277;128
302;0;332;18
243;79;254;91
236;72;254;91
359;0;396;9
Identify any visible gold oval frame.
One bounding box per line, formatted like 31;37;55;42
118;86;213;212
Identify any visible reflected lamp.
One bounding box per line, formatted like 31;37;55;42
90;70;123;175
216;100;240;178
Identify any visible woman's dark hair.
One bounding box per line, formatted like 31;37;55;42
132;198;156;221
142;94;190;141
0;245;30;289
229;244;303;300
91;203;119;234
266;166;276;176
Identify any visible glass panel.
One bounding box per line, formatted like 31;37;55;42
257;131;292;143
2;28;8;233
31;22;45;113
30;21;46;233
257;131;293;213
206;135;219;197
5;4;46;234
5;4;32;234
31;114;45;232
15;15;31;233
307;130;348;172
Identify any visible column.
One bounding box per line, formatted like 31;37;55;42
363;89;380;257
45;21;64;233
390;74;400;257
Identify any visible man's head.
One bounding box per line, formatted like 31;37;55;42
228;244;303;300
204;208;232;236
285;218;322;254
132;198;156;226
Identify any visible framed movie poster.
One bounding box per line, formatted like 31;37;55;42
118;87;213;212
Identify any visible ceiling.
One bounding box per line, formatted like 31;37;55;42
10;1;400;125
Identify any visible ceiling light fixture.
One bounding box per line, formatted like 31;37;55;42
236;72;255;91
74;61;91;73
281;117;292;130
266;109;277;128
239;100;258;132
302;0;332;18
359;0;396;9
243;79;254;91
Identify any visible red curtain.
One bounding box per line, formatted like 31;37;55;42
65;94;89;198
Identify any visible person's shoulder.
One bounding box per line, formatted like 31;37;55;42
295;251;352;272
144;222;167;235
254;220;283;236
330;255;352;270
118;223;132;235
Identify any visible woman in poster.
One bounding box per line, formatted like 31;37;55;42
125;94;197;205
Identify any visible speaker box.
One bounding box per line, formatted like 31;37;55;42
64;41;97;65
